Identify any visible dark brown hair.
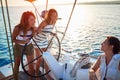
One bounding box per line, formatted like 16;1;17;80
107;36;120;54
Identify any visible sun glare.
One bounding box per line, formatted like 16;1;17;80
7;0;116;6
66;5;95;40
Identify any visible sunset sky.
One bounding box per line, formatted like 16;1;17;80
2;0;120;6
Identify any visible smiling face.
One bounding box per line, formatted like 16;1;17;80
50;12;58;23
28;15;35;28
20;11;36;30
45;9;58;24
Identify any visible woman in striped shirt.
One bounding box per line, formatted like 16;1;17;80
33;9;58;80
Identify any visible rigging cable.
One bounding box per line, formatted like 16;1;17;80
31;2;42;20
45;0;48;11
26;0;48;25
35;9;40;25
0;0;14;75
61;0;77;43
25;0;41;26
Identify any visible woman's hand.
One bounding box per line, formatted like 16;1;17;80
36;30;42;34
89;68;98;80
51;32;56;36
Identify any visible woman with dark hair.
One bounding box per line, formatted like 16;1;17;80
33;9;58;80
89;36;120;80
12;11;36;80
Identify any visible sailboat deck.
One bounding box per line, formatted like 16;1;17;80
0;71;47;80
0;71;13;80
0;72;5;80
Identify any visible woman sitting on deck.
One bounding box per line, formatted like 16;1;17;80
12;11;36;80
89;36;120;80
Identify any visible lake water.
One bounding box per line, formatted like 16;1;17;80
0;4;120;67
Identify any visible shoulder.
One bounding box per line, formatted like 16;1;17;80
95;54;105;64
96;53;105;63
12;24;21;38
99;53;105;58
32;26;37;31
113;54;120;61
40;20;47;27
13;24;21;31
13;25;20;34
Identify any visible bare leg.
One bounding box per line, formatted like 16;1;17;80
13;57;21;80
44;61;54;80
26;54;34;80
35;48;42;80
35;48;53;80
41;48;53;80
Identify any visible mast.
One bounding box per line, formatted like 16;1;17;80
61;0;77;43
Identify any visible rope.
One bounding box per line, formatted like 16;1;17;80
0;0;14;74
31;2;42;20
61;0;77;43
35;10;40;25
29;1;48;24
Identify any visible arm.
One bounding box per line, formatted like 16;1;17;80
37;21;47;33
92;55;101;72
12;26;19;43
89;55;101;80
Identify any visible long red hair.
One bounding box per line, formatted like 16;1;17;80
17;11;35;35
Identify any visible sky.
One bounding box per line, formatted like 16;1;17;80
2;0;120;6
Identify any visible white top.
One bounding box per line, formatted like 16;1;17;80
33;25;54;48
99;53;120;80
16;30;32;46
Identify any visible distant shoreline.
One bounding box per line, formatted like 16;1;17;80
1;1;120;7
77;1;120;5
51;1;120;6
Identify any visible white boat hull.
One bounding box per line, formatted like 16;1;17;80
43;52;96;80
0;52;97;80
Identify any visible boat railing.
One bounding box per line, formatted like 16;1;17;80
0;0;14;79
